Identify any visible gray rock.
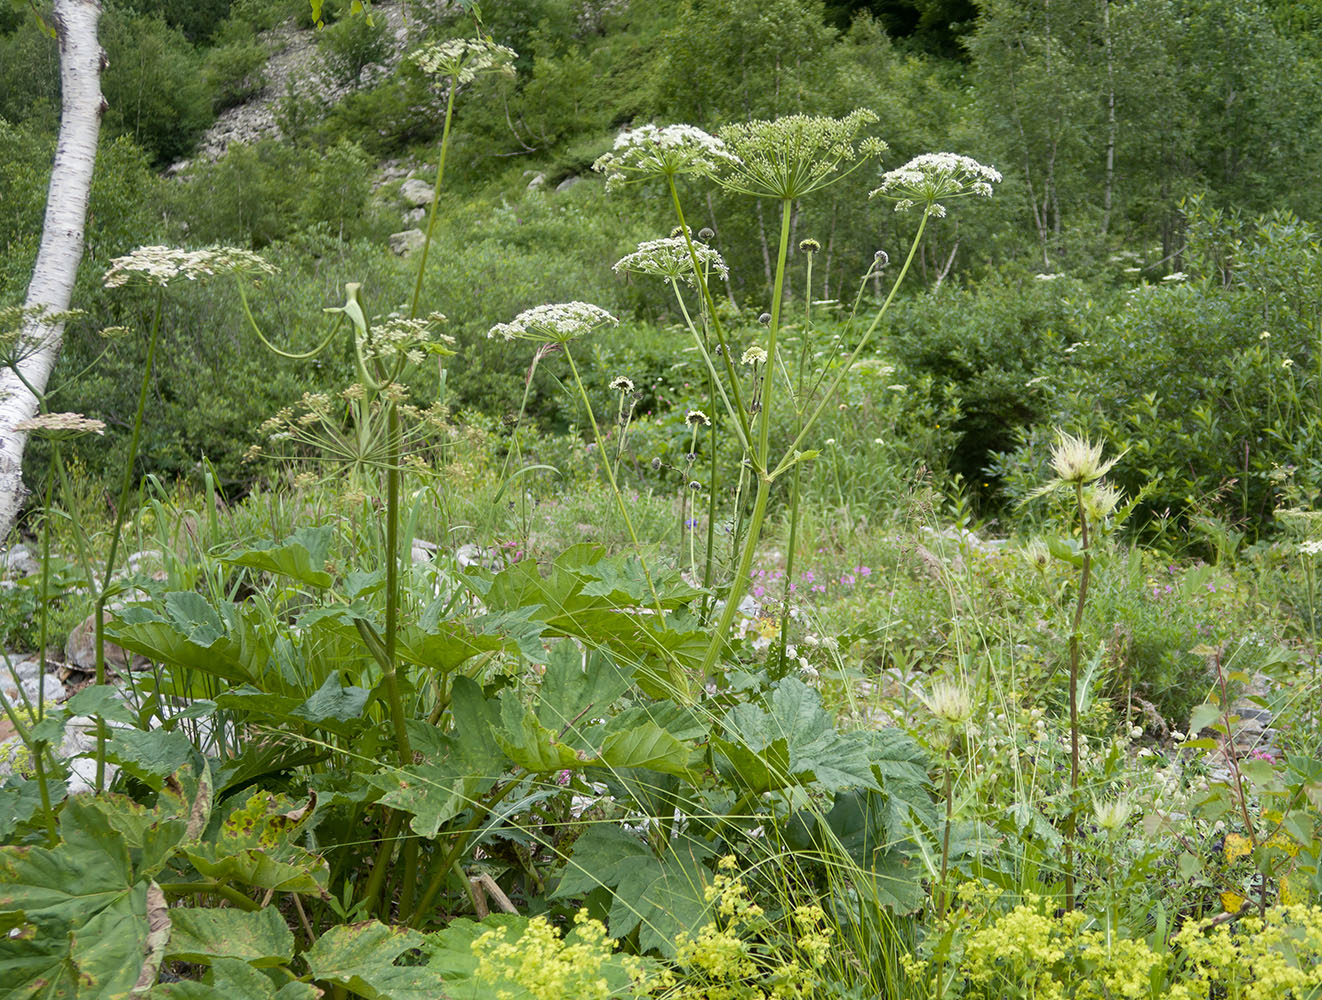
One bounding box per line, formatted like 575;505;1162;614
1;672;64;707
389;229;426;256
411;538;438;564
555;174;582;194
526;172;547;191
400;177;434;207
65;608;142;673
2;546;38;578
403;206;427;224
3;658;41;683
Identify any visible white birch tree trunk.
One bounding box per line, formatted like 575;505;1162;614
0;0;105;541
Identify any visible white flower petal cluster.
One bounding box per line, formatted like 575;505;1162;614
741;345;767;366
363;312;454;367
13;412;106;437
592;124;740;190
104;245;277;289
409;37;517;83
718;109;886;199
870;153;1002;217
612;236;728;286
488;302;618;344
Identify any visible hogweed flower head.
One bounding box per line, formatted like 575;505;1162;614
686;409;711;426
800;238;821;254
488;302;618;344
609;375;635;393
361;312;454;368
718;109;885;200
408;37;517;83
613;236;728;286
870;153;1001;218
104;245;277;288
592;124;739;190
13;412;105;439
742;345;767;366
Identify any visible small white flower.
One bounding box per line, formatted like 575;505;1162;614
1161;271;1187;283
685;409;711;427
1035;272;1065;281
741;345;767;366
1282;357;1295;369
1299;539;1322;556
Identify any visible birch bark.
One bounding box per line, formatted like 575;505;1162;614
0;0;105;540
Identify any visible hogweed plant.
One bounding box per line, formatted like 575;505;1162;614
593;116;1001;681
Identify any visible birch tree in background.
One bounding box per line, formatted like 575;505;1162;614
0;0;104;541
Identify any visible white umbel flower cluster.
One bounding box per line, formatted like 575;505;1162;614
13;412;106;438
409;37;517;83
103;245;277;288
870;153;1002;217
488;302;618;344
362;312;454;368
592;124;740;189
718;109;886;200
613;236;728;286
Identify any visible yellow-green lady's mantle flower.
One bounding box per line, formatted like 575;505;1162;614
592;124;740;189
409;37;517;83
870;152;1001;218
488;302;618;344
718;109;885;200
613;236;728;286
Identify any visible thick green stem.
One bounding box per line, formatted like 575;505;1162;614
159;881;261;911
408;75;458;320
1065;482;1092;911
756;201;794;465
360;810;406;916
699;472;771;677
938;741;953;921
382;402;412;768
95;289;164;791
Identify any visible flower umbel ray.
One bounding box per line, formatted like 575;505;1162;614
718;109;886;200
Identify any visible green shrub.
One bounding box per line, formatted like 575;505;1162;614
201;36;269;111
101;9;212;165
316;9;390;88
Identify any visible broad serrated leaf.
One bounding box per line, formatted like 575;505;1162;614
292;674;370;726
184;792;325;896
366;762;497;839
304;921;446;1000
223;526;334;589
536;643;631;740
105;728;197;790
165;906;294;968
152;956;319;999
494;694;580;773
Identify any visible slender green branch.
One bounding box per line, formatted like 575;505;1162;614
408;76;459;320
772;213;929;480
